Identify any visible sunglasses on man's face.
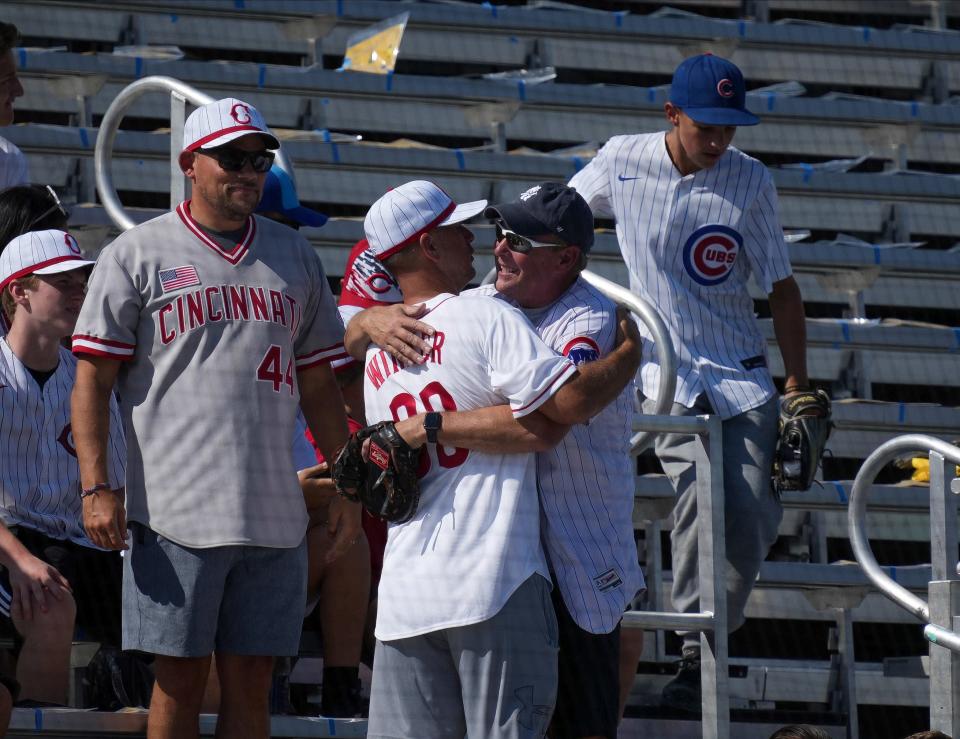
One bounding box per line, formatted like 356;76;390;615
199;147;275;173
495;223;565;254
27;185;70;230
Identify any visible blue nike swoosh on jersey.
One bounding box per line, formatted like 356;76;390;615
617;174;641;181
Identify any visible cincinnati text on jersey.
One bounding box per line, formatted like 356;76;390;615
157;284;303;345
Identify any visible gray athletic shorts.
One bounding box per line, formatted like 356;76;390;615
122;522;307;658
367;574;559;739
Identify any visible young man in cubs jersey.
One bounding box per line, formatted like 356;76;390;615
355;180;641;739
568;53;813;708
0;229;125;704
71;98;356;739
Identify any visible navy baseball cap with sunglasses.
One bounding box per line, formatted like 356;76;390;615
669;54;759;127
484;182;594;252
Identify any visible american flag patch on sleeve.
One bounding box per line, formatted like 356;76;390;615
159;265;201;293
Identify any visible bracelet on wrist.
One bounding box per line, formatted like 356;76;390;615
80;482;111;499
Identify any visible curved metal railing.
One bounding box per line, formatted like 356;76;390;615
94;76;295;231
848;434;960;632
482;266;676;452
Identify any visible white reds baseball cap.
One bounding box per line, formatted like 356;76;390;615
0;229;94;291
364;180;487;261
182;97;280;152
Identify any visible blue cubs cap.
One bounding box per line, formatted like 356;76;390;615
669;54;759;127
257;165;328;228
484;182;594;252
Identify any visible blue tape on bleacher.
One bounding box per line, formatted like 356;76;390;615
34;709;41;731
862;26;871;42
78;128;90;149
454;149;465;170
572;156;583;172
614;11;626;28
18;48;26;69
482;2;498;18
385;71;394;92
336;0;343;16
235;0;245;7
899;403;906;423
911;101;919;117
517;79;526;101
135;57;143;78
647;87;656;103
766;94;775;111
170;14;178;23
832;482;848;504
321;129;340;163
837;320;851;343
889;565;897;582
258;64;266;88
328;718;337;735
873;247;882;265
738;20;746;37
953;328;960;351
801;163;813;183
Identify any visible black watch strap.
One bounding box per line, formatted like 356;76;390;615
424;412;442;444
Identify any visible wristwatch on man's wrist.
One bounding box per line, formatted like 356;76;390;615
423;412;442;444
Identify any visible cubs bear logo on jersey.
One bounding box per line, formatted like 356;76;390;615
562;336;600;366
682;224;742;286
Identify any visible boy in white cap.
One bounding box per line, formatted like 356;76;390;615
0;229;125;705
70;98;356;738
352;180;642;739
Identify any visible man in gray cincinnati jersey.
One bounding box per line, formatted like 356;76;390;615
569;54;812;710
71;98;357;739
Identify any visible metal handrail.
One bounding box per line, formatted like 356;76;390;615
482;267;676;452
848;434;960;625
94;76;294;231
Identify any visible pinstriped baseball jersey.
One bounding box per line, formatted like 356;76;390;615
365;292;576;641
569;132;792;420
72;201;347;549
0;343;125;547
471;279;644;634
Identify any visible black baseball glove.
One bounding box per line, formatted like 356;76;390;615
332;421;421;524
772;388;833;493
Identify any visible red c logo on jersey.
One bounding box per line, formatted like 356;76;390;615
682;225;742;286
64;233;81;256
58;424;77;457
230;103;252;124
717;78;735;98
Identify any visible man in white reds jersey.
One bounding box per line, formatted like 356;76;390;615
569;54;814;709
353;180;641;739
0;230;125;705
349;184;646;739
70;98;357;739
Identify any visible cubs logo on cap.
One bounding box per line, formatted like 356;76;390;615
364;180;487;261
682;224;742;286
0;229;94;291
182;98;280;152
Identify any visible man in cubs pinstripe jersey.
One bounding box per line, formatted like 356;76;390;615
70;99;356;738
0;229;125;704
569;54;812;709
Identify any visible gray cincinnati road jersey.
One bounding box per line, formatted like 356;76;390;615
73;202;347;548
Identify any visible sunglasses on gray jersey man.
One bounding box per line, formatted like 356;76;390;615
198;147;275;173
